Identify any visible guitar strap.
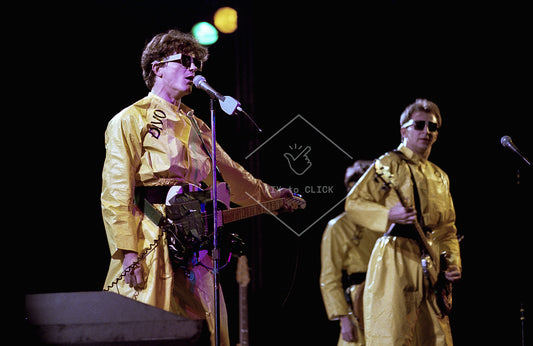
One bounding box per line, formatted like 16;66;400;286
187;111;226;184
134;193;166;226
407;165;425;229
392;150;425;229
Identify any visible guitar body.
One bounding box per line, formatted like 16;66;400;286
166;182;231;210
422;249;452;315
435;252;453;316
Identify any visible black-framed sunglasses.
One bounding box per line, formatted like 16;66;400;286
402;119;439;132
152;53;203;71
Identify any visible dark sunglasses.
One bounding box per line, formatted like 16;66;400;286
152;53;203;71
402;119;439;132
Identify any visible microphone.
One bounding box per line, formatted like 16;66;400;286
193;75;262;132
193;75;225;101
501;135;531;166
193;75;239;115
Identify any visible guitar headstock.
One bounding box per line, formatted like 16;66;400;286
236;255;250;287
375;159;413;208
374;160;396;189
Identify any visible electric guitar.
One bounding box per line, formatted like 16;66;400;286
374;160;453;316
163;183;306;268
167;182;307;225
236;255;250;346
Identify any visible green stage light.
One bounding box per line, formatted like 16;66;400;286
192;22;219;45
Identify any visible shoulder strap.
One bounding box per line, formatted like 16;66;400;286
389;150;425;227
406;165;425;228
187;113;225;183
134;194;166;226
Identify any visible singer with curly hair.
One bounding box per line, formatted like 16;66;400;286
101;29;294;346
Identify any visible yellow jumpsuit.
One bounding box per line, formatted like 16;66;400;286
101;93;284;346
345;144;461;346
320;212;381;346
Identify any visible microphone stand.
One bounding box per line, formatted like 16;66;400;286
199;83;260;346
209;98;221;346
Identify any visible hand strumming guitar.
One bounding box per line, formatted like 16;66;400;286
387;201;417;225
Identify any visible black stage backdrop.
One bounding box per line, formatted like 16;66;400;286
26;1;531;345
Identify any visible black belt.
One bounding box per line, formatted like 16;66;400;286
134;185;212;226
135;186;172;205
388;224;420;241
135;184;211;205
133;186;172;226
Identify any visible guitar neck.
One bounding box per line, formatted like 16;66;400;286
222;198;285;224
238;285;249;346
236;255;250;346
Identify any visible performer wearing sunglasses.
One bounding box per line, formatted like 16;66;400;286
101;29;294;346
345;99;462;345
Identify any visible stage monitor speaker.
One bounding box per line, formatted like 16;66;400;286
25;291;205;345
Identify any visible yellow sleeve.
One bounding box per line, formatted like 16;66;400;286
319;215;350;320
217;146;281;205
101;111;144;258
429;171;462;270
344;164;392;233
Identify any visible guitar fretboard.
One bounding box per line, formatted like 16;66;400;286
239;285;249;345
222;198;284;224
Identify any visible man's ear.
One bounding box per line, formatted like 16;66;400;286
152;63;163;78
400;127;407;140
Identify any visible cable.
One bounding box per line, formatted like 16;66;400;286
281;239;300;308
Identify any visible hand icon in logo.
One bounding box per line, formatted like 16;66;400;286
283;144;312;175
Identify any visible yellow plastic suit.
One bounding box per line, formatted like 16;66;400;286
101;93;285;346
345;144;461;346
320;212;381;345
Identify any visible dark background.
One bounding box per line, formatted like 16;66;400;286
26;1;531;345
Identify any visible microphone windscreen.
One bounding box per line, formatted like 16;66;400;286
193;75;206;88
500;135;512;147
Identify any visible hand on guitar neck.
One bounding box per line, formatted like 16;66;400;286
274;188;298;214
387;201;417;226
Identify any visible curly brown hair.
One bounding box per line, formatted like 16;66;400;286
141;29;209;89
